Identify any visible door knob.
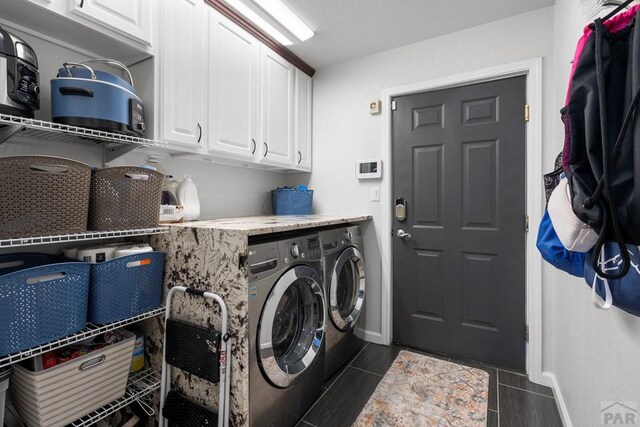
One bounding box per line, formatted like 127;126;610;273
397;229;412;239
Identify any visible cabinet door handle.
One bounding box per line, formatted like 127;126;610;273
197;123;202;143
297;151;302;164
263;142;269;157
251;139;256;155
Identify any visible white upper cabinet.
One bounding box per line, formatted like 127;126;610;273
260;46;295;168
68;0;152;45
293;69;312;171
28;0;55;9
160;0;206;149
207;9;260;160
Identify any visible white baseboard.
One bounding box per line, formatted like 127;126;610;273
363;330;385;345
532;371;553;388
543;371;573;427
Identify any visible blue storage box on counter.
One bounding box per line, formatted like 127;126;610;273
271;186;313;215
89;252;165;324
0;254;90;356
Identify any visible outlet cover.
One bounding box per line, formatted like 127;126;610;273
369;99;381;114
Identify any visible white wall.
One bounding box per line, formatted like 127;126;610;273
548;2;640;426
290;6;558;354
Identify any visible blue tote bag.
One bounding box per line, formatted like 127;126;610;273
537;211;586;278
583;243;640;316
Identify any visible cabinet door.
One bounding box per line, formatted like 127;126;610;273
208;10;260;160
160;0;205;148
69;0;151;45
260;47;295;167
29;0;55;8
294;69;312;171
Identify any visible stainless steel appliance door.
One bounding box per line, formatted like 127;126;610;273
329;247;365;331
259;265;325;388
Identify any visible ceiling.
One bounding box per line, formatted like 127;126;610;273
280;0;555;69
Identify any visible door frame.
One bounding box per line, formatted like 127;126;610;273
380;58;544;384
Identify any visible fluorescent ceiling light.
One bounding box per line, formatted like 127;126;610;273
225;0;293;45
254;0;314;41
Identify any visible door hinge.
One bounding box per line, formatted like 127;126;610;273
525;104;530;122
525;324;529;343
391;100;397;111
525;215;529;233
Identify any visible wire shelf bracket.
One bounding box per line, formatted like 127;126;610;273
0;306;165;369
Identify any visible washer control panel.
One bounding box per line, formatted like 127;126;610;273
277;234;321;263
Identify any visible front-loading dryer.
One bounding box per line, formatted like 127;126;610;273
247;232;325;427
320;225;366;380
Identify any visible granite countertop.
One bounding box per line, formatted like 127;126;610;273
167;214;372;236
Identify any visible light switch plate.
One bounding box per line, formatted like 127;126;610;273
371;187;380;202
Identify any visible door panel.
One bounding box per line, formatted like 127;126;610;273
294;69;312;171
160;0;204;148
260;47;294;167
392;77;526;371
414;250;444;320
208;9;260;159
462;139;498;229
413;145;444;226
69;0;151;44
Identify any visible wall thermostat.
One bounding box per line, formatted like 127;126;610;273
356;160;382;179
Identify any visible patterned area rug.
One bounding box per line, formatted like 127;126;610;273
352;350;489;427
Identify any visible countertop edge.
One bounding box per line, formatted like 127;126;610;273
163;215;373;236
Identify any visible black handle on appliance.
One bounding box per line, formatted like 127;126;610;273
197;123;202;143
297;151;302;164
263;142;269;157
59;87;94;97
251;139;256;154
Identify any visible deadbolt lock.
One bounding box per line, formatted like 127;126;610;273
395;198;407;222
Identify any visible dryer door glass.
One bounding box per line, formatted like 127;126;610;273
259;265;325;388
330;247;365;331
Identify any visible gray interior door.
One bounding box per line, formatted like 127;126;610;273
392;76;527;371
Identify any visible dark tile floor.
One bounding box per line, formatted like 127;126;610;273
297;343;563;427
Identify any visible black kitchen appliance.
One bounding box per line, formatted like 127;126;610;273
0;25;39;118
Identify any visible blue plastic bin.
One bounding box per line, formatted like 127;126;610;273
89;252;165;324
271;188;313;215
0;254;90;356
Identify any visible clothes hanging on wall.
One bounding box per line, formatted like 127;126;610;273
539;1;640;316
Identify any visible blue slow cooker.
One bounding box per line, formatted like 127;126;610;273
51;60;145;137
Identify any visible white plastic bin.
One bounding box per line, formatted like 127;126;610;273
0;367;11;427
10;330;135;427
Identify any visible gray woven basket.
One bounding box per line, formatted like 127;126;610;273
88;166;164;231
0;156;91;239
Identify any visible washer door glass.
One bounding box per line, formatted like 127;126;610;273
259;265;325;388
330;247;365;331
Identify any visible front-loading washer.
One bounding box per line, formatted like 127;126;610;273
247;232;325;427
319;225;366;380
